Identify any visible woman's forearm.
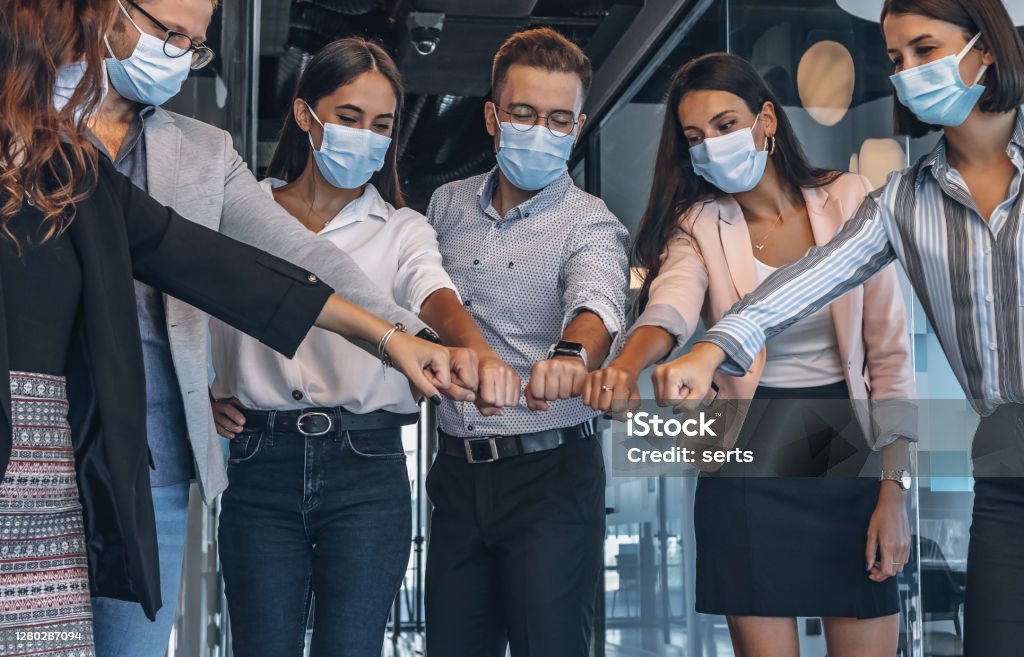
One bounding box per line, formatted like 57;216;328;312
314;294;394;345
612;326;677;376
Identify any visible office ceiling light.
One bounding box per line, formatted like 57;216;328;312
835;0;883;22
837;0;1024;24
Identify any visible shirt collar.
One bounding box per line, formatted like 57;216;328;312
263;179;390;232
919;106;1024;185
87;104;156;162
477;166;573;220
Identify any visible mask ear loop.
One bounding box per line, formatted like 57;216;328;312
303;100;326;152
957;33;989;87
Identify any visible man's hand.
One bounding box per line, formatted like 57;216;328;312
211;392;247;439
583;364;641;420
525;355;588;411
434;347;479;402
652;342;726;412
475;351;521;416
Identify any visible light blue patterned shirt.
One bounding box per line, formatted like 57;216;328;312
702;108;1024;417
427;168;629;437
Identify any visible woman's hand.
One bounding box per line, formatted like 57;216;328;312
583;363;641;420
385;331;475;404
210;391;247;439
866;482;911;582
652;342;726;412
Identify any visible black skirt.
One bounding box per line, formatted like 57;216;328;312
694;380;900;619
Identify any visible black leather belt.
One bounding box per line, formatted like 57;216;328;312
439;422;595;464
242;407;419;437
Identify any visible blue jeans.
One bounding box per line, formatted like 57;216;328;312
218;420;411;657
92;482;190;657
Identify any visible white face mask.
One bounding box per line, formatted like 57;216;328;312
104;0;192;106
53;61;109;125
889;32;988;127
688;113;769;194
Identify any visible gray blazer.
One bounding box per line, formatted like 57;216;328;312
143;107;427;502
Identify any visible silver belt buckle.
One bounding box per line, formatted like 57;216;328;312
464;436;499;464
296;411;333;437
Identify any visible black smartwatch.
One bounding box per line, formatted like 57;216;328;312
547;340;588;365
416;327;444;345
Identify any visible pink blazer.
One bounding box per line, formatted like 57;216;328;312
636;172;915;449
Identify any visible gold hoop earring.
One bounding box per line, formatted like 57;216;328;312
765;135;777;156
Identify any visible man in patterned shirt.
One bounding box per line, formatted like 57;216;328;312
424;27;629;657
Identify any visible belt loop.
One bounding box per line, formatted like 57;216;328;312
267;409;277;445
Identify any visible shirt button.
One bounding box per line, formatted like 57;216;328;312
292;390;304;400
986;294;994;302
524;212;530;218
307;274;318;283
464;299;472;307
508;261;514;268
990;342;998;351
473;259;480;265
467;424;475;431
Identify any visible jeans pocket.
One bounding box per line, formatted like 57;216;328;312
345;428;406;460
227;430;265;464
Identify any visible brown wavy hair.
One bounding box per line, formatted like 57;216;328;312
0;0;112;244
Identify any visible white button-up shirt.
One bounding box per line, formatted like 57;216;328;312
210;180;457;414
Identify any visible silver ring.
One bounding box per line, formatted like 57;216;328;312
601;385;613;392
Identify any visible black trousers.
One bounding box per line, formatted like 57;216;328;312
424;431;605;657
964;404;1024;656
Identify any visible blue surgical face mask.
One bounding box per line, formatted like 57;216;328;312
889;32;987;127
306;101;392;190
54;61;109;125
689;114;769;194
104;0;192;106
493;106;575;191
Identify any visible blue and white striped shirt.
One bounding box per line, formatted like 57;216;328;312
702;108;1024;416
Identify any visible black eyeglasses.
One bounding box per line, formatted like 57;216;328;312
123;0;215;70
497;104;579;137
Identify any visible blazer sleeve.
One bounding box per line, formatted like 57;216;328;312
108;161;333;359
215;130;429;338
629;224;710;359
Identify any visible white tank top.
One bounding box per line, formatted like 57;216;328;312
754;258;846;388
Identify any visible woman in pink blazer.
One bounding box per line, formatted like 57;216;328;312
584;53;915;657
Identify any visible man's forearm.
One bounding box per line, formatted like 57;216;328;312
562;310;613;370
419;289;493;353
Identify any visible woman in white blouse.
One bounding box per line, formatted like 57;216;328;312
209;37;516;657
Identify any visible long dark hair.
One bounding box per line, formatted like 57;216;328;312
0;0;109;244
632;52;840;312
266;37;406;208
881;0;1024;137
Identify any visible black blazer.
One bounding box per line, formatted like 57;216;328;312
0;158;333;619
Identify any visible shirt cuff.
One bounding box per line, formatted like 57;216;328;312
407;282;461;316
629;304;692;360
698;314;765;377
563;300;623;341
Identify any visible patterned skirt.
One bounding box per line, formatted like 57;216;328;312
0;372;94;656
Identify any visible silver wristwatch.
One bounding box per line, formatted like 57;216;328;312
880;469;912;490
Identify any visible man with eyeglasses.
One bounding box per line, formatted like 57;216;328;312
88;1;463;655
424;27;628;656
